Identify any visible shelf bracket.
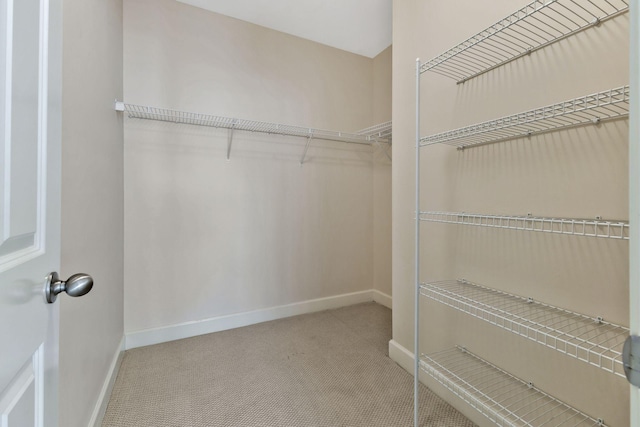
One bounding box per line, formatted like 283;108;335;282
300;133;313;165
226;120;237;161
623;335;640;387
373;137;392;161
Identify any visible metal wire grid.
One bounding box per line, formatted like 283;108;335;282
356;121;393;142
420;346;605;426
122;103;378;146
419;86;629;148
420;280;628;377
419;211;629;240
420;0;629;83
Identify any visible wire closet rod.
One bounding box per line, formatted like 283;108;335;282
420;0;628;83
114;102;391;146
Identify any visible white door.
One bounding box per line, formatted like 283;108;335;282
0;0;62;425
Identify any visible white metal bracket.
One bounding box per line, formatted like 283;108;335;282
373;138;392;161
624;335;640;387
300;133;313;165
227;120;237;161
114;100;125;112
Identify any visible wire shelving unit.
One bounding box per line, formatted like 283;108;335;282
413;1;632;426
420;279;628;377
420;346;606;426
420;86;629;149
420;0;629;83
419;211;629;240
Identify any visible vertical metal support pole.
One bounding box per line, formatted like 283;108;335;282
630;0;640;424
414;58;421;427
300;135;313;165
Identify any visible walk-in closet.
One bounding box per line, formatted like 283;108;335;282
3;0;639;426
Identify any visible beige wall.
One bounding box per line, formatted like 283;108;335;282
124;0;391;335
59;0;124;426
373;46;392;297
373;46;392;124
392;1;629;426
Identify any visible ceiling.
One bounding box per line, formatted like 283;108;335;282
176;0;392;58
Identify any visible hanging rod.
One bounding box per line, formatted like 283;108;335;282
114;102;391;147
420;0;628;83
419;211;629;240
420;86;629;149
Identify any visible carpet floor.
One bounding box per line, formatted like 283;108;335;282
101;302;476;427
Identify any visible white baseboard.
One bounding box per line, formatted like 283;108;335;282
125;290;377;350
89;336;125;427
372;289;392;309
389;339;415;373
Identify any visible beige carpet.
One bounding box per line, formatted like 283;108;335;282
102;302;476;427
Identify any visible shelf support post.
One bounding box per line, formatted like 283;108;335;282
630;0;640;422
300;133;313;165
414;57;421;427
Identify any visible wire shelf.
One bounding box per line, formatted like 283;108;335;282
419;86;629;148
117;102;391;146
420;0;628;83
420;346;605;426
356;121;392;142
419;211;629;240
420;279;629;377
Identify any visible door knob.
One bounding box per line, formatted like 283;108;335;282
44;272;93;303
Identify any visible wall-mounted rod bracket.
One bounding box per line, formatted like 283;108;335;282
623;335;640;387
227;120;237;161
373;138;392;161
300;133;313;165
114;100;125;112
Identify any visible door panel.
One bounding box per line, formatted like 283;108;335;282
0;0;42;268
0;0;61;425
0;347;42;427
